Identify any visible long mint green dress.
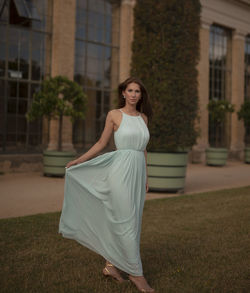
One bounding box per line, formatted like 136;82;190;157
59;109;150;276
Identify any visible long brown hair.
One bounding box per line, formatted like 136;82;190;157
118;77;153;121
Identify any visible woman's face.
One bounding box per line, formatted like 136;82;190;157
122;82;141;106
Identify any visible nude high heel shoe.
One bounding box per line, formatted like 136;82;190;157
102;263;125;283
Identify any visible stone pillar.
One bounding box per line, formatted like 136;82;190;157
191;20;211;163
119;0;136;82
229;30;246;160
47;0;76;151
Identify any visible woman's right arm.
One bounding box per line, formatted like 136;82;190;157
66;111;115;168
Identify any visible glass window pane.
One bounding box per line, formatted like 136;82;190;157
0;80;5;146
0;0;8;23
88;43;103;59
105;15;112;43
0;79;4;97
31;32;45;81
31;0;50;32
75;57;85;73
18;99;28;114
6;133;16;143
245;35;250;101
104;91;109;105
75;40;86;58
0;25;6;77
74;0;118;148
209;25;231;147
89;0;104;13
88;26;104;42
77;0;87;9
87;57;103;75
76;9;87;24
7;115;17;132
8;27;19;75
28;133;40;145
17;116;27;132
24;0;41;20
76;23;86;39
8;81;17;98
19;82;28;98
105;2;112;15
10;0;31;28
7;99;17;114
13;0;30;19
31;83;40;99
19;30;30;79
28;119;41;132
1;1;50;153
17;134;26;144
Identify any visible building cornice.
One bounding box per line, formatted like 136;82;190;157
200;0;250;35
226;0;250;9
236;0;250;6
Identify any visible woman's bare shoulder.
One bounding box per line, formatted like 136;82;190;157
108;109;122;118
109;109;121;114
108;109;122;125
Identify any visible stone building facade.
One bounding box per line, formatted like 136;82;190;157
193;0;250;163
0;0;250;173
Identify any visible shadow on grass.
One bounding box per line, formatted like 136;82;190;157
0;186;249;292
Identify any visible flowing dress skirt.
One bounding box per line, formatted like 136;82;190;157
59;149;146;276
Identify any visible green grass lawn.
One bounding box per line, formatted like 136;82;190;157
0;186;250;293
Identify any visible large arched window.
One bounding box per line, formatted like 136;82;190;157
0;0;52;153
244;34;250;145
209;24;232;147
73;0;119;150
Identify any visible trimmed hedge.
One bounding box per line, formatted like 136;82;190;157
131;0;201;152
237;100;250;146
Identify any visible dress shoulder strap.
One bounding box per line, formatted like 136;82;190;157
119;108;142;117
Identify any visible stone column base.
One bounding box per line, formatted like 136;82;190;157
228;147;244;161
190;144;209;164
189;149;206;164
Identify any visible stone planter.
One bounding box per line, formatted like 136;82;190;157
244;147;250;163
205;147;228;166
43;150;76;176
147;151;188;192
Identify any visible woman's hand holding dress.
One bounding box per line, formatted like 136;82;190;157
65;112;114;169
66;159;80;168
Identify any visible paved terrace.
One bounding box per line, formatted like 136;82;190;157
0;160;250;219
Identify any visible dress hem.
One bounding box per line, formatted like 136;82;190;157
58;231;144;277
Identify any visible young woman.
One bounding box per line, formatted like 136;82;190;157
59;77;154;292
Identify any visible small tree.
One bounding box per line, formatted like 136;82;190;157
237;100;250;146
131;0;201;152
26;76;87;151
207;99;235;148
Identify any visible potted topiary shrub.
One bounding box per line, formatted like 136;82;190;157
26;75;87;176
237;99;250;163
131;0;201;192
206;99;235;166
